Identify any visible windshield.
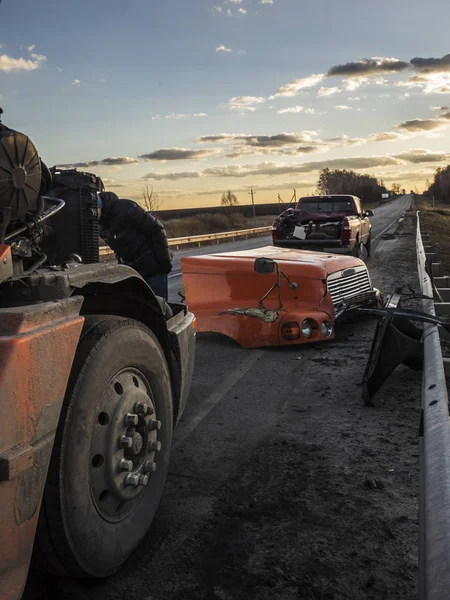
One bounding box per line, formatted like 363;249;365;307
299;199;354;212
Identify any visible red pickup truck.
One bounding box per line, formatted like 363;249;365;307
272;195;374;258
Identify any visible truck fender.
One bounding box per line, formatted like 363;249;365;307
0;297;84;600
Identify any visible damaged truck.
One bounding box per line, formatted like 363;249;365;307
272;194;374;259
0;109;195;599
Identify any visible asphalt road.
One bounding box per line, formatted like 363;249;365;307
168;194;413;302
33;195;421;600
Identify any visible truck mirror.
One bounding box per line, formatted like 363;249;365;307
254;258;275;274
365;210;374;217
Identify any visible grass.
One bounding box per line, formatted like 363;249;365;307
416;197;450;276
161;212;277;238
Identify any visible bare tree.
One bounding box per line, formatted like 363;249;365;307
391;183;401;195
221;190;239;225
142;184;163;214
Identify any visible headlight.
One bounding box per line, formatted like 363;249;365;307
320;321;333;337
301;319;312;338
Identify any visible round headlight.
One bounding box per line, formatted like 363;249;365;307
301;319;312;338
320;321;333;337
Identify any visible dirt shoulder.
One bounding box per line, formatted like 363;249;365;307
416;196;450;276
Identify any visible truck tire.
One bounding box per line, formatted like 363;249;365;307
33;316;173;578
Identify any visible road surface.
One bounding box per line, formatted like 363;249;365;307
31;195;421;600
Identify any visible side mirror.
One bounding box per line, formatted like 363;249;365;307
365;209;374;217
254;257;275;274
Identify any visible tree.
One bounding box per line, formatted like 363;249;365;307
142;184;162;213
316;168;386;204
221;190;239;225
425;166;450;201
391;183;401;195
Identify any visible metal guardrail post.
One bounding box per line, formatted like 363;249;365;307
417;211;450;600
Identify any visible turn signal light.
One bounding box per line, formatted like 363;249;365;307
282;322;300;340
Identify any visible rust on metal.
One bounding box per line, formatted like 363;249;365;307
0;296;84;600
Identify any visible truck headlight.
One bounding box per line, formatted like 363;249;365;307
320;321;333;337
301;319;313;338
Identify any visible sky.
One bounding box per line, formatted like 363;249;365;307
2;0;450;210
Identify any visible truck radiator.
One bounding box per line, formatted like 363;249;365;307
327;265;372;304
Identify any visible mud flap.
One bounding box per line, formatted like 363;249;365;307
360;314;423;406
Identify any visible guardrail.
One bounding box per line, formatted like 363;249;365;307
99;225;272;256
417;211;450;600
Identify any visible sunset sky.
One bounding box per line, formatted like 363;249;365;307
2;0;450;209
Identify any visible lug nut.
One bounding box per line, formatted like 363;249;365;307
148;440;162;452
125;413;139;426
139;474;149;486
119;459;133;472
148;419;161;431
134;402;148;415
146;405;154;415
120;435;133;449
144;460;157;473
124;473;140;487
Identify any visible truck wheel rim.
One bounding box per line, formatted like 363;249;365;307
89;368;161;523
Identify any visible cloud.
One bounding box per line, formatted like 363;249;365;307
227;0;242;3
0;52;47;72
164;112;208;119
145;155;403;181
410;54;450;74
370;132;401;142
336;105;352;110
143;171;201;181
227;96;266;112
317;87;341;97
56;66;63;72
274;73;325;97
58;157;139;169
238;8;247;13
277;105;304;114
431;106;449;111
397;72;450;94
72;79;81;87
139;148;218;161
397;118;446;132
26;45;35;52
216;44;232;53
347;97;361;102
305;108;326;115
327;57;409;78
394;149;450;163
260;0;274;3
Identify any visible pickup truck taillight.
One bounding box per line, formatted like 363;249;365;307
272;222;280;241
341;217;351;245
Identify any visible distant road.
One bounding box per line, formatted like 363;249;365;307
168;194;413;301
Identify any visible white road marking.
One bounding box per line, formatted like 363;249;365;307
173;350;265;448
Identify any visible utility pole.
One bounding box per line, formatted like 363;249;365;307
248;187;256;226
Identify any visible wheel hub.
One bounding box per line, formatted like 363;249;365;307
89;369;162;522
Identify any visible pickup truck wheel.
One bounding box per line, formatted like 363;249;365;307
352;238;364;260
365;233;372;258
33;315;173;578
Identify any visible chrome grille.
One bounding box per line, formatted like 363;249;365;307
327;266;372;305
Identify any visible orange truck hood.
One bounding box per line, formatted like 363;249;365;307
180;246;368;348
201;246;364;278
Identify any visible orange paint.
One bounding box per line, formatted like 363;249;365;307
181;245;367;348
0;297;84;600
